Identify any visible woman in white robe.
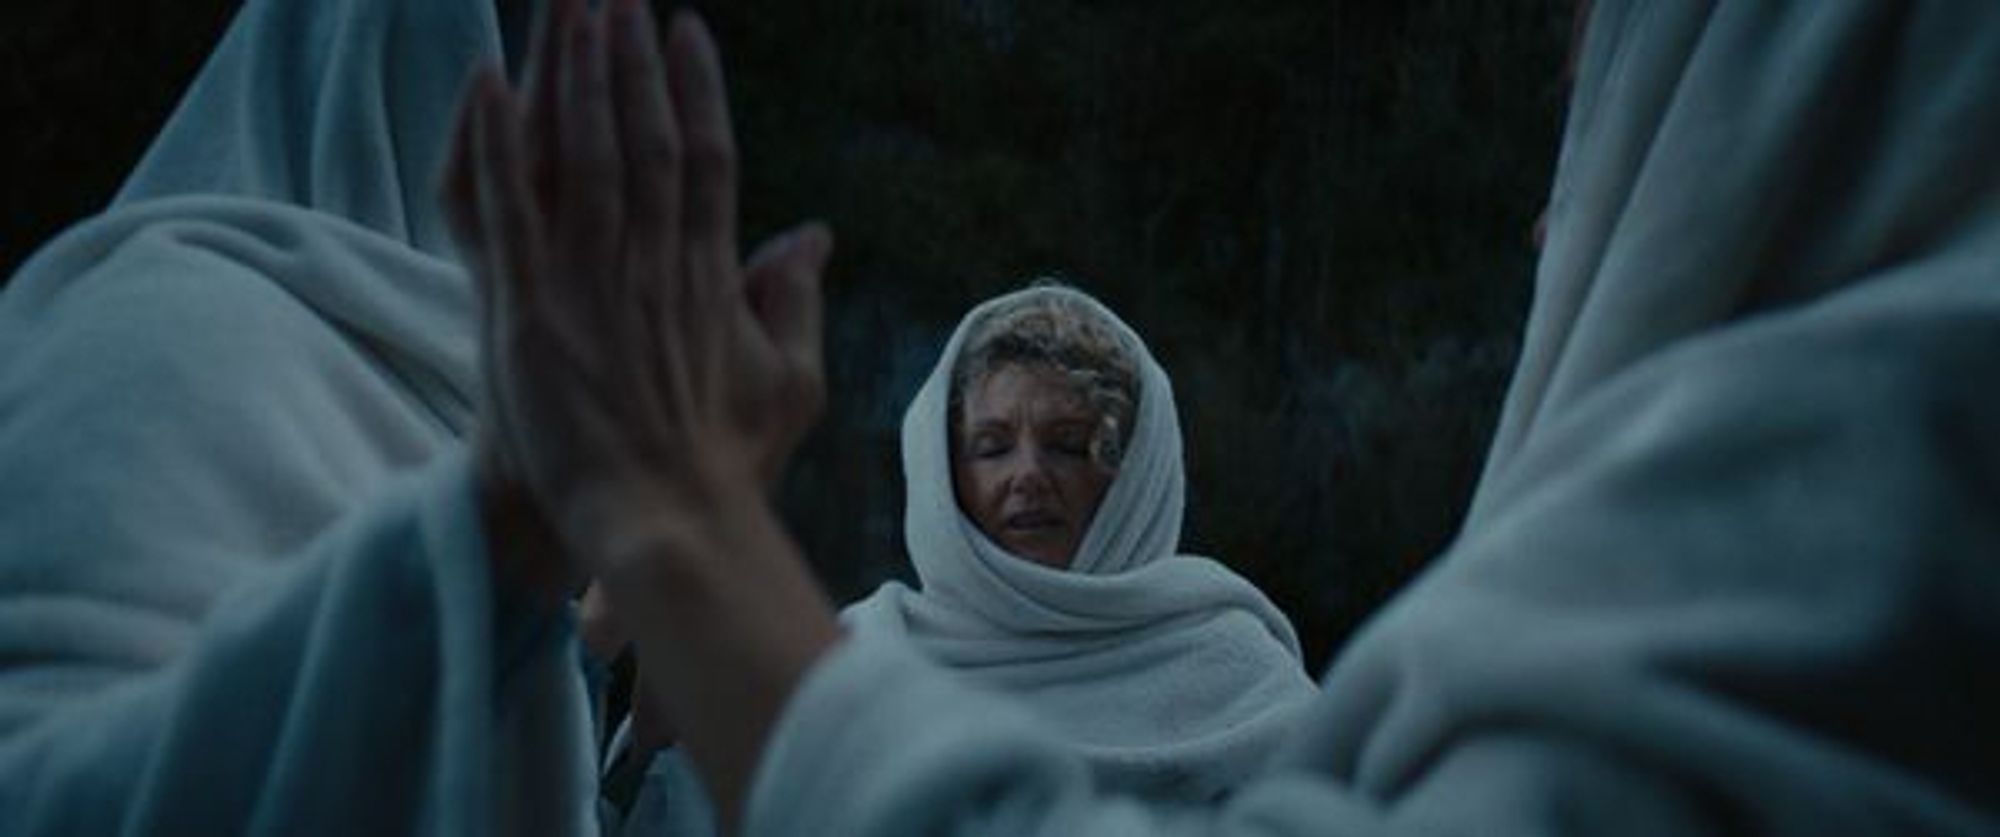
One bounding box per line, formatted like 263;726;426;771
605;285;1319;832
839;283;1319;801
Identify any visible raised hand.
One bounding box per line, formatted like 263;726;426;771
444;3;844;825
442;0;832;578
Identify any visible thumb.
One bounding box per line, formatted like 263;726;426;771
744;221;833;363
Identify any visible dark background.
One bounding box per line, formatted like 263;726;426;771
2;0;1570;671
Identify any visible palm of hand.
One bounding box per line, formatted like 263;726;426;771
441;0;830;577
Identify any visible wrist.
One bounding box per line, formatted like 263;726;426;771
566;466;840;835
575;468;772;592
477;469;575;610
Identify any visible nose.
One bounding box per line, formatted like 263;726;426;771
1005;449;1055;499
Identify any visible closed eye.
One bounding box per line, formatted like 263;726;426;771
1046;425;1093;459
970;434;1010;459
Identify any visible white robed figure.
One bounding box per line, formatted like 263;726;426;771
842;284;1319;800
606;285;1319;832
0;0;601;832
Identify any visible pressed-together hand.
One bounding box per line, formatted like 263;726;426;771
443;0;831;580
442;0;843;828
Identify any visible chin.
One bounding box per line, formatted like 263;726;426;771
989;526;1079;570
1011;544;1074;571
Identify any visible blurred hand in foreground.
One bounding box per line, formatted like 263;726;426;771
442;0;832;585
444;3;844;826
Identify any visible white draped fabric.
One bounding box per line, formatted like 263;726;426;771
842;285;1320;801
748;2;2000;834
0;0;596;832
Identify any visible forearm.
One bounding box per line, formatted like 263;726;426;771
592;475;843;835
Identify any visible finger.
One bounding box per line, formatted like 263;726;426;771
556;2;624;275
609;0;683;268
745;223;834;433
608;0;685;405
664;11;740;280
520;0;579;208
473;73;543;310
744;223;833;365
467;72;541;501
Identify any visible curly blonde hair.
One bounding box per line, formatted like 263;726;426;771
949;284;1140;469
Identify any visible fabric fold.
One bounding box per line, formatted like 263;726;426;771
1;0;598;832
113;0;500;257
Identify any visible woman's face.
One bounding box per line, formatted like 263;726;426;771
951;364;1118;570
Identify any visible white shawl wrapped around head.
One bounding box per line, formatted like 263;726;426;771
843;284;1319;802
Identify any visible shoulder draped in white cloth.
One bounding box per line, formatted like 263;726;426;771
840;285;1320;801
748;3;2000;834
0;0;596;833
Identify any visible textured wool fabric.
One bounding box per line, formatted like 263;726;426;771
838;285;1319;801
0;0;597;832
747;3;2000;834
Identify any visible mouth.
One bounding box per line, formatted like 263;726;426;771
1002;510;1064;533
